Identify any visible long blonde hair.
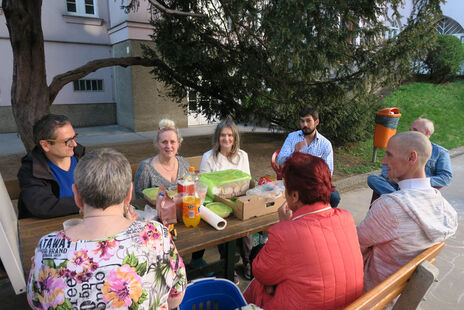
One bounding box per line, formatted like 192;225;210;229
153;119;183;150
212;117;240;164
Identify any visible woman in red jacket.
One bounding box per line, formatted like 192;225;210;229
244;153;363;309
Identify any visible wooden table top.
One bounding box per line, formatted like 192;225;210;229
18;207;278;276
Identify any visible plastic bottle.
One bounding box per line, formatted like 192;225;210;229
182;189;201;228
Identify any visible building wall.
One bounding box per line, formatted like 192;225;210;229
0;1;116;132
0;0;191;133
112;40;187;132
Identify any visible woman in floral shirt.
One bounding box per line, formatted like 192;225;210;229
27;149;186;310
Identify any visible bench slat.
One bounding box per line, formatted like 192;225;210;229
345;242;445;310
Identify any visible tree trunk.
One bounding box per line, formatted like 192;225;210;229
3;0;50;152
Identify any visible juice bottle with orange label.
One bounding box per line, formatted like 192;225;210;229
182;195;201;227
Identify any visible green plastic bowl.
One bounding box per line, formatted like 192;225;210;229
205;202;233;218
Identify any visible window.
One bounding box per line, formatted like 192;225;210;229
385;20;399;39
73;79;103;92
436;17;464;35
66;0;97;17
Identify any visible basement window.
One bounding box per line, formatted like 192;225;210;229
73;79;103;92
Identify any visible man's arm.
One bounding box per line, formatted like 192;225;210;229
277;133;296;166
18;164;78;218
357;197;398;250
430;149;452;188
320;140;334;175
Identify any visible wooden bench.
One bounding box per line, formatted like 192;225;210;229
345;242;444;310
4;155;203;203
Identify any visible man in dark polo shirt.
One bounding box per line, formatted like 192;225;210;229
17;114;85;218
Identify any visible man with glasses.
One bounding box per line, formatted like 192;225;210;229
17;114;85;218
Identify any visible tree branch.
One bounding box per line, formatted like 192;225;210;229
147;0;207;18
48;56;154;103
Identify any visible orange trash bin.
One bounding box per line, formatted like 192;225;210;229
372;108;401;161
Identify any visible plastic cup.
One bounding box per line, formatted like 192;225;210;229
63;218;83;230
174;192;185;223
196;182;208;204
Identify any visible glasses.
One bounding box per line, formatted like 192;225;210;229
46;133;78;147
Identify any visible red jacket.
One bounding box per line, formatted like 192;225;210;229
245;202;363;309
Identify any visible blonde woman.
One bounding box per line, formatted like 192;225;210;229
134;119;190;198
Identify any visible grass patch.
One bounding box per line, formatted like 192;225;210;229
381;81;464;149
334;80;464;176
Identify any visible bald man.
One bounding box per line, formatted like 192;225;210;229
367;118;452;195
357;132;457;291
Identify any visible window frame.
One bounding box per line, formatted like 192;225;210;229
65;0;98;18
73;79;104;92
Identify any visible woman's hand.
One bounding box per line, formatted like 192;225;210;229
264;285;276;296
124;204;139;221
278;201;293;221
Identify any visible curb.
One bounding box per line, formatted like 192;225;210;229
334;146;464;193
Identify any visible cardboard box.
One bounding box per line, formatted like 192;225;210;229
214;193;285;220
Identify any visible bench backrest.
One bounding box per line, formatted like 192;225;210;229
345;241;445;310
6;156;204;201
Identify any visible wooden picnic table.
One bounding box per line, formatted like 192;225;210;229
18;200;279;281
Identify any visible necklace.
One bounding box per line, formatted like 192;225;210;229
83;214;122;219
157;157;177;172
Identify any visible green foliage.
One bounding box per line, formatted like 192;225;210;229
136;0;442;145
336;80;464;174
425;34;464;82
381;81;464;149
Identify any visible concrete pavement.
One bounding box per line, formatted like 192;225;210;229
340;153;464;310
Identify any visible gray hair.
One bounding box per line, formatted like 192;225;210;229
33;114;71;146
153;119;183;150
74;148;132;209
416;117;435;136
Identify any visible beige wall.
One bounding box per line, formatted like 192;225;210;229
113;40;187;132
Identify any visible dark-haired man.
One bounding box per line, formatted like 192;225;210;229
277;107;340;207
17;114;85;218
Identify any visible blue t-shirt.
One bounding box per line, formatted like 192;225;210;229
47;156;77;198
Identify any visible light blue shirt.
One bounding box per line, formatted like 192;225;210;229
381;142;452;188
277;130;334;174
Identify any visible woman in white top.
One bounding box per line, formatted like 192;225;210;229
192;118;252;283
200;118;250;175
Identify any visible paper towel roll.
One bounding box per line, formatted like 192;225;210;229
200;205;227;230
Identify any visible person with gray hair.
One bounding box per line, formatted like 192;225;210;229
367;117;452;196
17;114;85;218
27;149;186;309
134;119;190;198
357;132;457;291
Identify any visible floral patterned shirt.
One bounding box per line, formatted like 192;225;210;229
27;220;186;310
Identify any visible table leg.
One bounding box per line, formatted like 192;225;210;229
225;240;236;281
